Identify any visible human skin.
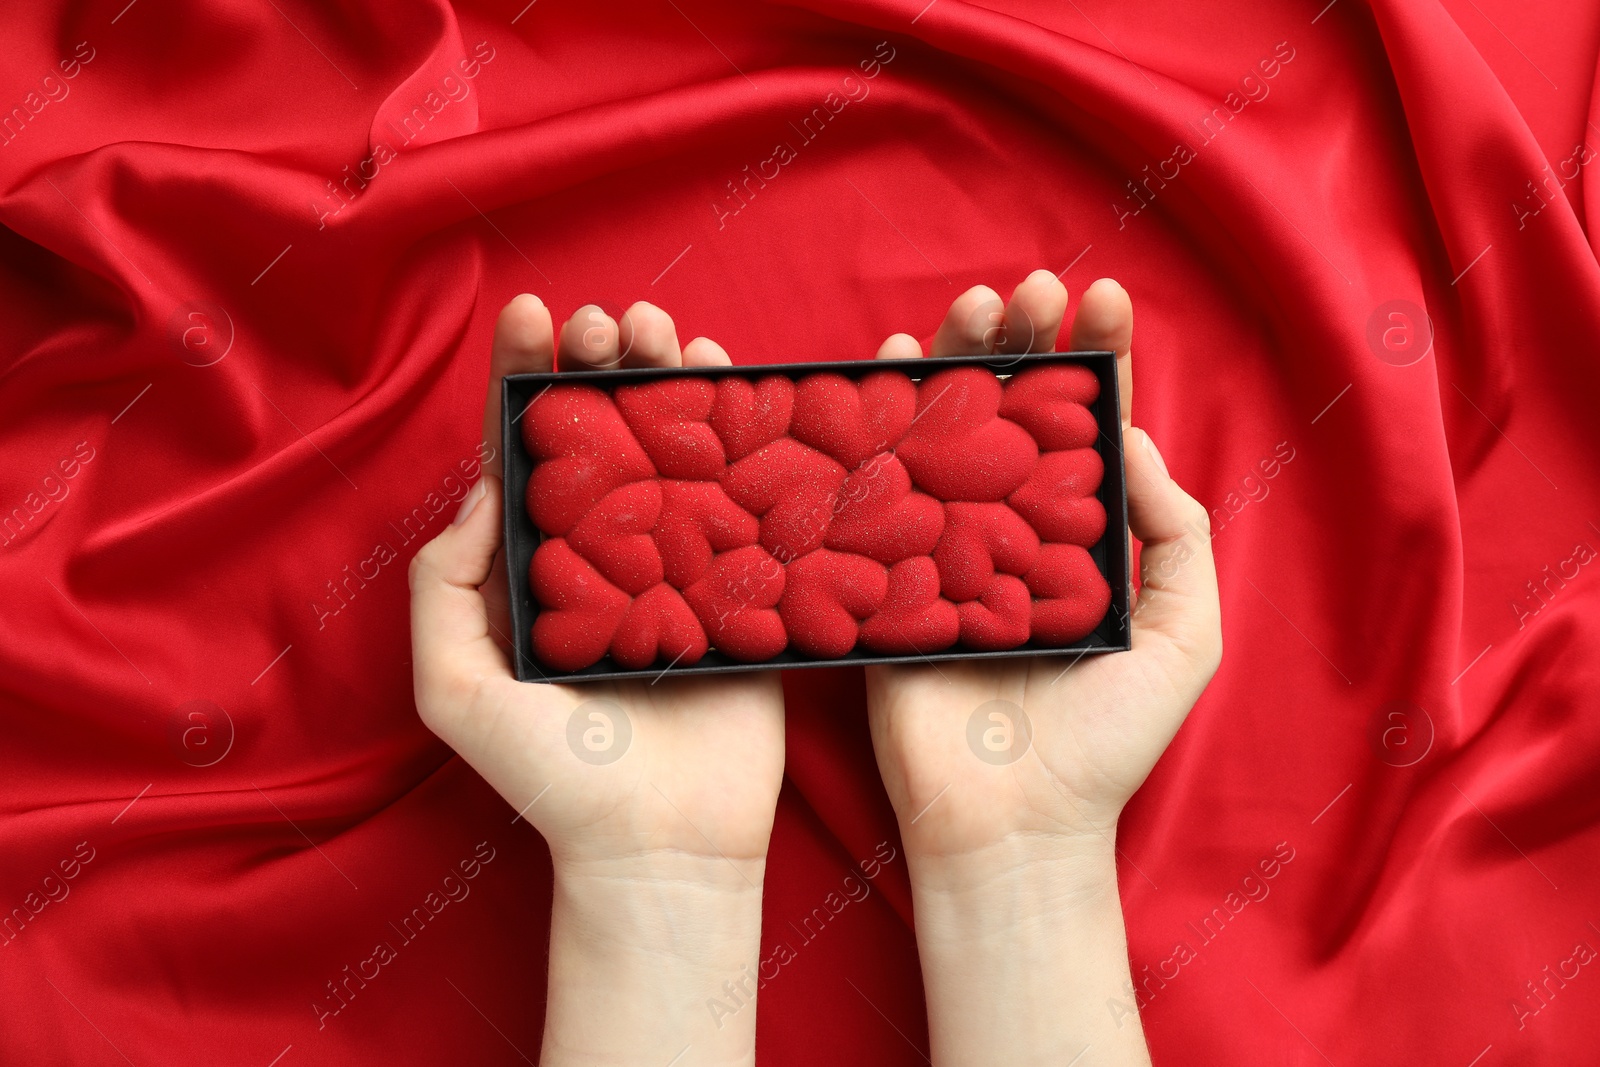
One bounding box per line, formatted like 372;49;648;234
408;276;1219;1065
867;273;1222;1066
409;298;782;1066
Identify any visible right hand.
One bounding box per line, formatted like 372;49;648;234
408;296;788;886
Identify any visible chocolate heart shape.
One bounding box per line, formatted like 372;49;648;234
609;583;708;669
529;538;631;671
825;453;945;564
897;367;1038;501
955;574;1032;650
1007;449;1106;545
527;454;635;536
860;556;960;654
998;364;1100;451
790;371;916;470
721;438;847;563
614;379;726;480
932;502;1041;602
653;480;759;588
567;481;664;595
711;376;794;461
1026;543;1111;644
778;549;888;658
522;383;655;477
682;545;789;661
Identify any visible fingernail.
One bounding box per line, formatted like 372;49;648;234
1141;431;1169;478
453;479;487;525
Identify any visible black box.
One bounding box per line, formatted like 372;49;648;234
502;351;1130;683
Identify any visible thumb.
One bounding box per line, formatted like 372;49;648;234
409;475;513;723
1123;428;1222;673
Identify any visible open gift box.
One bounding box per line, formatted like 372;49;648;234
501;352;1130;683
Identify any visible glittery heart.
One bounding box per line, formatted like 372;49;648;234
1007;449;1106;546
932;501;1041;602
789;371;916;471
1025;543;1112;645
613;379;727;480
859;556;960;655
997;364;1100;451
955;574;1033;651
896;367;1038;501
609;583;708;669
529;539;631;672
522;383;655;477
567;480;663;595
824;453;945;564
721;438;847;563
681;545;789;662
777;548;887;658
711;375;794;461
653;480;759;589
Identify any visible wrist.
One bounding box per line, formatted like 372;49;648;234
906;833;1149;1067
541;857;766;1067
552;844;768;895
550;851;767;957
908;830;1121;945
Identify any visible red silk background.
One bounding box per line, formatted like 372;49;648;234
3;0;1599;1063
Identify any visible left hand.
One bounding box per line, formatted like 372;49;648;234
865;271;1222;870
864;272;1221;1067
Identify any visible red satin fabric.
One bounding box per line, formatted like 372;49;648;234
3;1;1599;1063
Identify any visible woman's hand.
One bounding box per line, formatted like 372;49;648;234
408;296;784;1067
866;273;1221;1066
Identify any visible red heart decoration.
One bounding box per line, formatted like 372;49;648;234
653;479;759;588
790;371;916;470
824;453;945;564
777;549;888;658
860;556;960;654
955;574;1032;650
721;438;847;563
527;454;635;536
522;383;655;476
1007;449;1106;545
1026;543;1112;644
932;502;1041;602
998;364;1100;451
711;376;794;461
682;545;789;662
609;583;708;669
897;367;1038;501
614;379;727;480
529;539;631;671
567;480;664;595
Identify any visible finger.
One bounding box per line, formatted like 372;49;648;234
480;559;514;657
558;304;621;370
683;335;733;367
998;269;1068;355
409;475;515;728
1068;278;1133;430
929;284;1004;356
1124;427;1221;674
874;332;923;360
482;294;553;479
617;300;683;369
